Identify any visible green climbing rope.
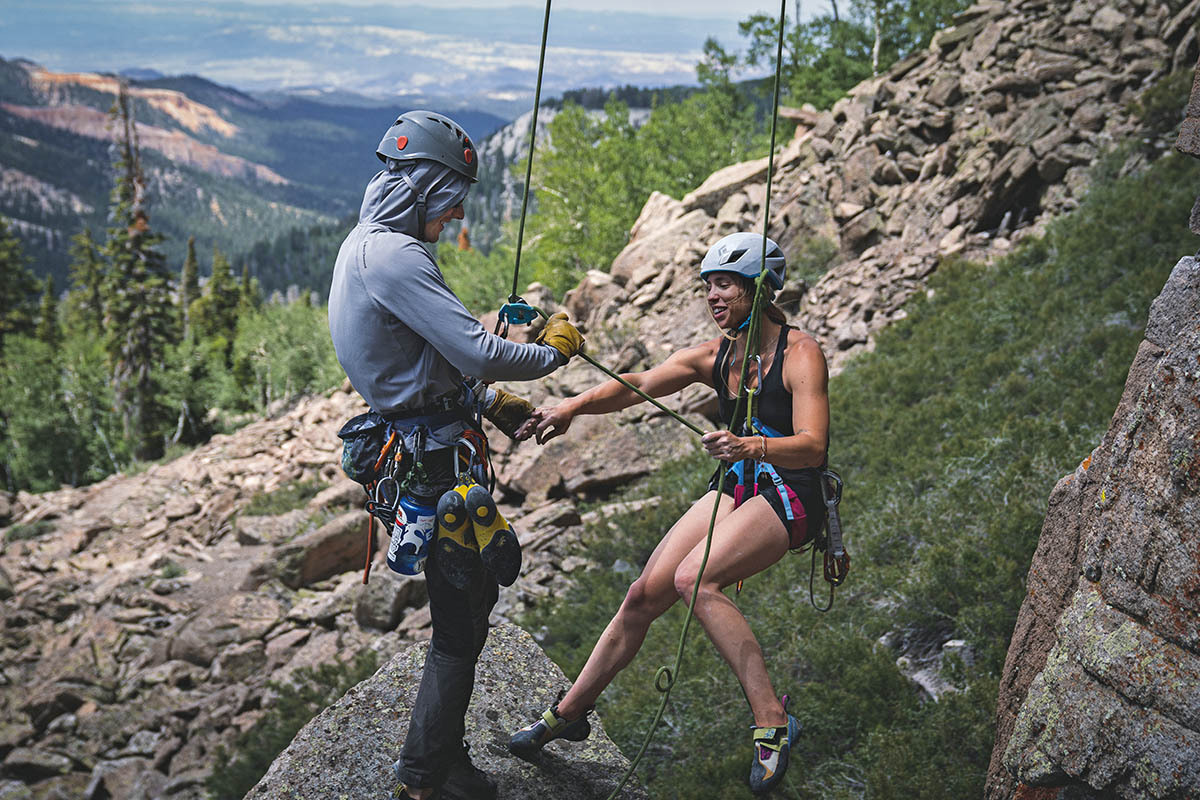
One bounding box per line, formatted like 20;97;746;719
510;0;553;303
602;2;790;797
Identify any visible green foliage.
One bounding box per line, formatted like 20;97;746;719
242;478;327;517
0;215;38;348
228;300;345;412
718;0;969;109
5;519;55;542
1131;68;1194;138
522;149;1200;798
547;84;704;111
789;236;840;289
189;246;240;349
65;228;104;334
205;649;379;800
438;237;526;315
180;235;199;337
523;90;766;296
239;217;352;304
158;560;186;579
35;274;59;347
101;86;179;460
0;335;112;492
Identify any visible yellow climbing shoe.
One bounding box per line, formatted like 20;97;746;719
465;484;521;586
435;484;480;590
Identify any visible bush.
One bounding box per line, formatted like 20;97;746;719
5;519;55;542
205;649;379;800
242;479;328;517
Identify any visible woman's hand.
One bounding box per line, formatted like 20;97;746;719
701;430;755;462
517;402;576;444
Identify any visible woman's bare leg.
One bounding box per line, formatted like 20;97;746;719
556;491;735;720
673;495;789;728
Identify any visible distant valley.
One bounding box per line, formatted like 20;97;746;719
0;56;507;293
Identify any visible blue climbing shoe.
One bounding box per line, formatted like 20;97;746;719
465;483;521;586
748;708;801;794
508;704;591;758
435;485;480;590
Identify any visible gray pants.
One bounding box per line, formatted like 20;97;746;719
396;534;499;789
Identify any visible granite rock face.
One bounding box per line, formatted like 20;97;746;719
987;257;1200;799
247;623;646;799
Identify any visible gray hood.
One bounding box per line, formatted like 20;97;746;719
358;160;471;238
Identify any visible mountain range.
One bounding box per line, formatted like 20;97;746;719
0;55;506;287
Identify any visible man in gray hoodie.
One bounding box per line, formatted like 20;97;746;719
328;110;583;800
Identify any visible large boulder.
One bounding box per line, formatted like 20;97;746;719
246;623;647;799
987;256;1200;799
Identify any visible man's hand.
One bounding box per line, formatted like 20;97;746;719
536;312;585;361
485;389;535;440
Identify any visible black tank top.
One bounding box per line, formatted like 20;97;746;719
711;325;826;492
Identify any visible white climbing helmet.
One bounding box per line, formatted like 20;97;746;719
699;232;787;291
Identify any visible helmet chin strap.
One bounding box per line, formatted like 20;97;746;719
397;170;428;241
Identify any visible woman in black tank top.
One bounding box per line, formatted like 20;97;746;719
507;233;830;794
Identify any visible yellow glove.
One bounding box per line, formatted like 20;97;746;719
485;388;534;439
535;312;584;361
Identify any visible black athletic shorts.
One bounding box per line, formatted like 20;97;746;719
708;465;825;550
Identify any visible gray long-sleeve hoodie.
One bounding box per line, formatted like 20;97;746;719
328;163;561;415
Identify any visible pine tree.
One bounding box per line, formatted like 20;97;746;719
189;245;240;349
100;82;177;461
238;263;262;315
36;275;60;347
180;235;199;339
66;228;104;334
0;215;38;350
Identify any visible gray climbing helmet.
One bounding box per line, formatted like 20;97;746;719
376;110;479;183
699;232;786;290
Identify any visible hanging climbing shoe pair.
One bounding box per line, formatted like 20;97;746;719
508;704;592;759
435;480;522;588
748;697;801;795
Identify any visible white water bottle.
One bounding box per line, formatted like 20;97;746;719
386;492;436;575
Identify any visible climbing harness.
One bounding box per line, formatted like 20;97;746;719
337;383;498;584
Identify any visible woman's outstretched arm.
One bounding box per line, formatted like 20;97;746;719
524;340;718;443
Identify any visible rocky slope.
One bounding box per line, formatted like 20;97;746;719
2;0;1198;797
985;255;1199;799
0;381;631;798
246;624;646;799
575;0;1197;379
0;57;505;282
984;65;1200;800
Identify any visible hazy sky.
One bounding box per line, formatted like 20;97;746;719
0;1;822;111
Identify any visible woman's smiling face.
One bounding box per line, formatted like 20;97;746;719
704;273;752;329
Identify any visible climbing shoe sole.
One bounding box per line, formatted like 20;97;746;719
508;706;591;759
748;713;800;795
465;484;521;587
435;486;480;590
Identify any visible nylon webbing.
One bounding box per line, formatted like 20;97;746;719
603;3;789;797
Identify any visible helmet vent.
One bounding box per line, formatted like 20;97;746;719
726;248;748;264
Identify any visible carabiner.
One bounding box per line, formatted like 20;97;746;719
821;469;843;509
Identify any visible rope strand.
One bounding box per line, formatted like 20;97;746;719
510;0;553;302
603;3;789;797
